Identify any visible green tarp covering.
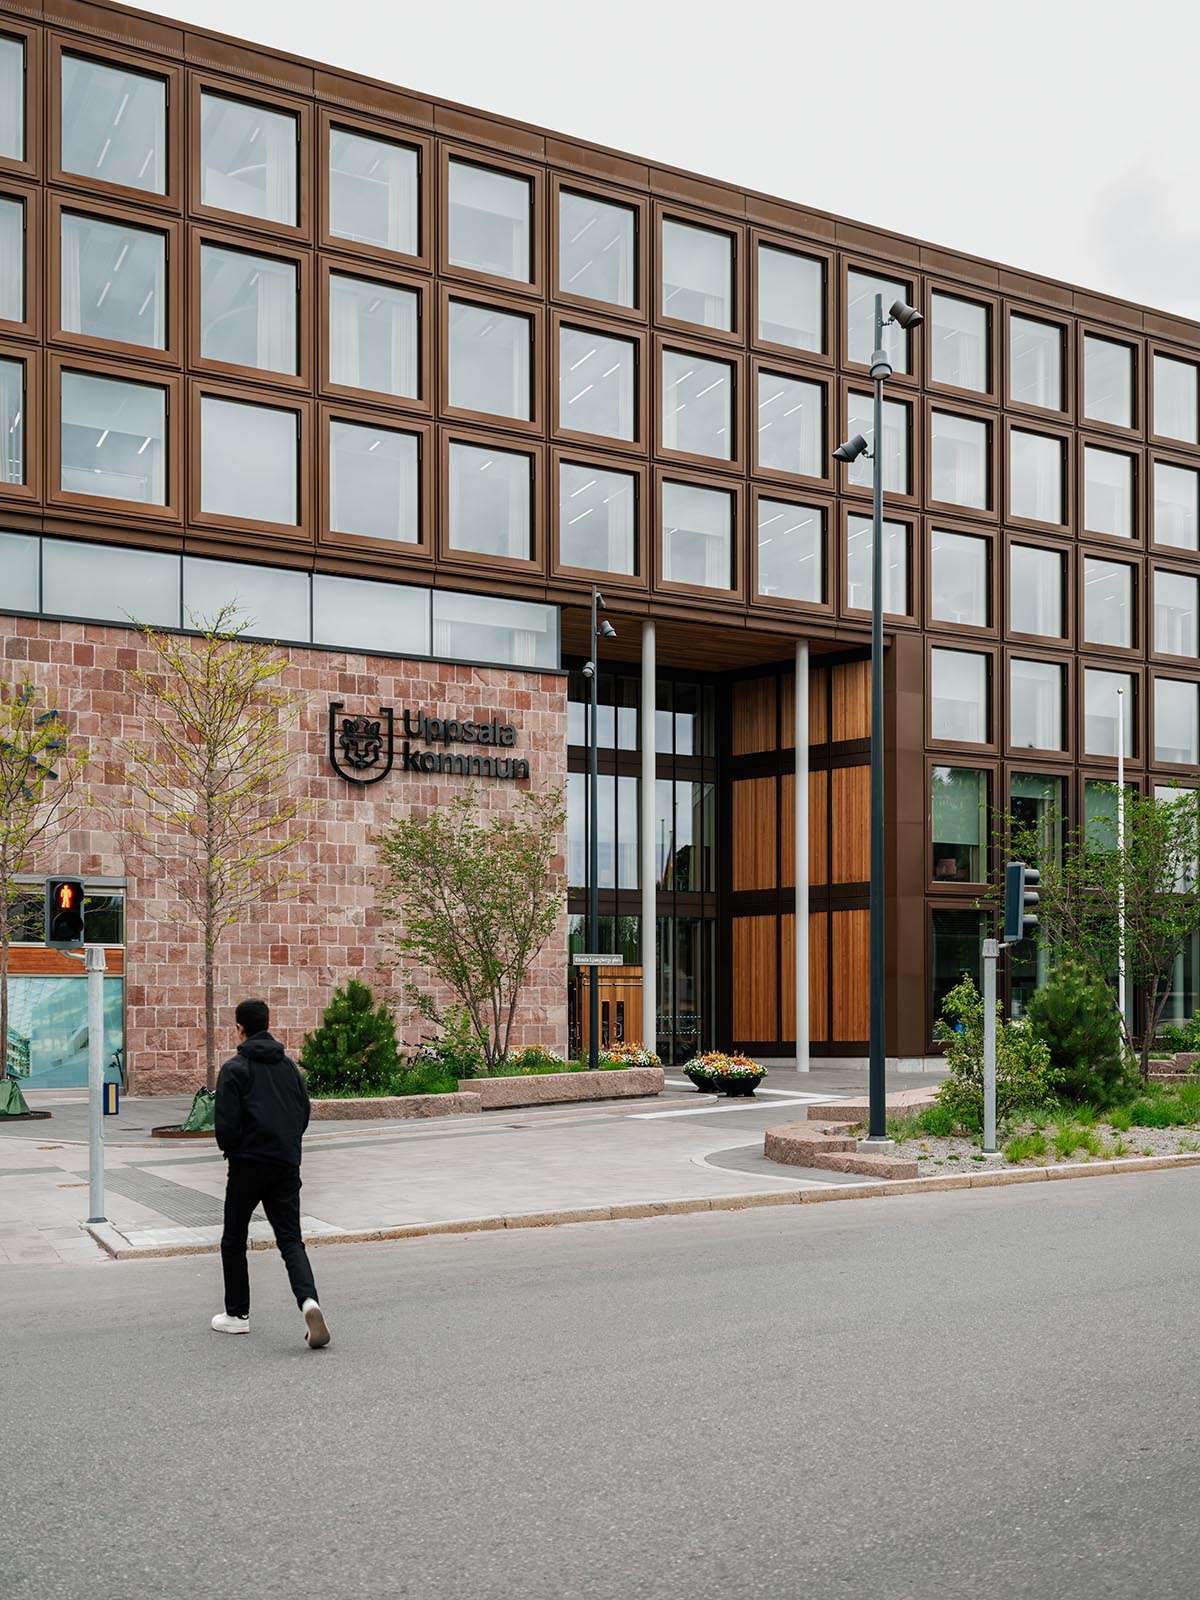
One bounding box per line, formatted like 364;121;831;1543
181;1088;216;1133
0;1077;32;1118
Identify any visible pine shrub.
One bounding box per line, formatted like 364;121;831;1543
1023;959;1133;1107
299;979;401;1098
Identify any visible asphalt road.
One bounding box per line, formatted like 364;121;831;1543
8;1172;1200;1600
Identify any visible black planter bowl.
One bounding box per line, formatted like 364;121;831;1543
685;1068;715;1093
714;1076;763;1097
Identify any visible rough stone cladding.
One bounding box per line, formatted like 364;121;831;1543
2;618;568;1094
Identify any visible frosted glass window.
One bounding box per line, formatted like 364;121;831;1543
661;480;732;590
757;244;822;353
183;557;308;640
1084;558;1134;648
1084;669;1134;758
60;371;165;505
757;498;822;604
1010;429;1064;523
931;529;988;627
1010;659;1064;751
432;590;558;668
329;421;419;543
1009;544;1064;638
61;213;166;350
448;441;531;560
329;127;418;256
558;190;635;309
661;348;732;461
200;93;297;227
0;196;23;323
756;371;822;477
1154;570;1199;658
1084;334;1134;429
0;530;37;611
43;538;178;626
1084;445;1134;539
931;648;989;743
0;356;23;485
846;514;908;614
1009;316;1063;410
1156;679;1200;765
931;767;987;882
1154;354;1199;445
0;35;24;162
448;161;531;283
312;574;430;654
447;299;530;419
558;324;635;441
932;410;989;509
847;269;909;373
846;391;908;493
1154;461;1199;550
200;396;296;525
558;461;636;575
328;274;419;400
661;219;732;332
61;54;166;195
200;244;296;373
931;294;989;392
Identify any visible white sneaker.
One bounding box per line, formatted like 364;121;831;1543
211;1312;250;1334
302;1298;330;1349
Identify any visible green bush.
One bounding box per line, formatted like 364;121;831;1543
410;1007;485;1081
1023;959;1133;1106
1157;1013;1200;1053
393;1060;460;1096
505;1045;569;1075
299;979;401;1098
934;976;1059;1132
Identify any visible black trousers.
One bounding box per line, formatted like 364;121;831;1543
221;1157;317;1317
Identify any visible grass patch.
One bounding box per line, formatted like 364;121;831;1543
1004;1131;1047;1165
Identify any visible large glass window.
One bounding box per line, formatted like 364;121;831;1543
558;461;636;575
932;410;989;509
1085;779;1135;852
0;529;37;610
756;371;822;477
661;348;732;461
1010;428;1064;523
661;218;732;332
567;772;640;891
0;195;23;323
1009;315;1063;410
313;573;429;654
329;273;419;399
448;159;531;283
200;92;297;227
1009;772;1065;865
1084;557;1134;649
1010;658;1064;751
60;212;165;350
0;36;24;162
931;648;989;743
61;54;166;195
930;293;989;393
661;480;732;590
183;556;308;639
846;514;908;614
43;538;178;626
558;190;635;310
847;269;909;373
0;356;23;485
1154;354;1199;445
1084;333;1134;429
328;126;418;256
931;909;986;1030
931;529;988;627
1083;445;1134;539
200;243;296;374
60;370;165;504
1154;569;1198;658
1155;678;1200;765
1009;543;1064;638
558;323;635;442
432;590;558;668
1154;460;1199;550
1083;669;1134;758
448;440;531;560
846;391;908;493
447;299;530;420
329;420;419;543
757;244;822;354
5;971;125;1088
757;498;822;604
931;766;987;882
200;395;296;525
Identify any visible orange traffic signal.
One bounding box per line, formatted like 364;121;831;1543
45;879;86;947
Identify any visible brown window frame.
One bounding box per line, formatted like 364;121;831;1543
551;308;648;458
1005;529;1074;650
317;106;432;274
1003;303;1073;422
1150;671;1200;775
438;142;545;300
749;484;833;620
1078;433;1143;548
925;516;998;639
1077;547;1142;662
48;350;181;524
1149;558;1200;666
1149;447;1200;560
654;200;745;348
0;20;41;181
319;256;432;416
0;339;39;504
190;224;311;391
1077;322;1144;441
188;378;313;543
47;192;180;367
654;464;745;605
838;379;919;510
440;284;545;437
749;227;832;368
1078;660;1145;768
0;179;39;342
1148;343;1200;453
1003;415;1073;535
841;255;922;391
549;444;648;593
49;33;183;213
924;397;998;522
1003;645;1073;763
317;401;433;567
189;74;313;244
749;356;831;492
925;755;997;896
925;637;999;756
550;173;647;325
923;281;1000;407
655;333;745;475
839;501;920;630
438;424;546;580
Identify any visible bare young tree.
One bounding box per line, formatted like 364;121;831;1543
122;606;308;1089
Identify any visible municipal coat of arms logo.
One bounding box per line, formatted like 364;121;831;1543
327;701;395;786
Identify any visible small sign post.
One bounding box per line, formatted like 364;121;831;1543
572;953;623;967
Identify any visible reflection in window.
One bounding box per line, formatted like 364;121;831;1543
931;294;989;392
328;126;418;256
661;219;732;332
1084;557;1133;649
60;370;165;504
1154;569;1198;658
1155;678;1199;765
932;766;987;882
567;772;640;890
1084;333;1134;428
1009;543;1063;638
329;273;419;398
0;529;37;610
661;480;732;590
43;537;178;626
655;778;714;892
558;190;635;309
1154;461;1199;550
558;323;635;441
184;556;308;638
312;573;429;654
431;589;558;668
329;420;419;543
1083;445;1134;539
558;461;636;575
1009;315;1063;410
757;498;822;603
756;371;822;477
200;395;296;525
757;244;822;353
200;243;296;373
61;54;166;195
931;529;988;627
0;35;23;162
1085;780;1133;852
1;357;23;484
4;974;124;1087
1010;429;1063;523
846;391;908;493
0;196;23;322
846;514;907;614
661;348;732;460
200;92;297;227
1154;354;1199;445
1083;669;1134;758
448;440;530;560
1010;658;1064;751
847;269;909;372
448;160;531;283
931;648;989;743
447;299;530;419
1010;772;1064;865
932;410;989;509
931;909;985;1029
61;212;165;350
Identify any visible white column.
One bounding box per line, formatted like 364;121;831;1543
795;639;810;1072
641;620;657;1053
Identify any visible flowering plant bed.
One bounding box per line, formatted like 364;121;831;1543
685;1052;766;1096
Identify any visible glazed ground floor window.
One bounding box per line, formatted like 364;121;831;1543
931;766;987;883
931;908;986;1032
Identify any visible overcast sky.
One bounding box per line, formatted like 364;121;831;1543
157;0;1200;322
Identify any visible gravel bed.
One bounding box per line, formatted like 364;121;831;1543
893;1122;1200;1173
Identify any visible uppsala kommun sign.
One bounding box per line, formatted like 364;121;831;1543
328;702;530;786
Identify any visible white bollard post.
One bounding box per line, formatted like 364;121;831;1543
982;937;998;1155
86;944;107;1223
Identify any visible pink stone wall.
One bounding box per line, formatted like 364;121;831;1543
2;618;568;1093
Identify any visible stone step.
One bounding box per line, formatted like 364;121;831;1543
764;1123;919;1181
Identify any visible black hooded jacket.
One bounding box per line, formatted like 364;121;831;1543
214;1033;310;1167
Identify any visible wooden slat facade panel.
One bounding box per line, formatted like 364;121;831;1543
830;765;869;884
831;660;870;742
779;771;828;888
731;676;777;755
780;664;829;748
832;909;869;1041
732;776;776;890
781;911;829;1043
732;915;777;1041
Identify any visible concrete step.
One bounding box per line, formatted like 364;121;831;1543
764;1123;919;1181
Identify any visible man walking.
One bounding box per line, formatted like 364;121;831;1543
211;999;331;1348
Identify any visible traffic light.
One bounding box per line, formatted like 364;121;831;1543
44;879;85;948
1003;862;1040;943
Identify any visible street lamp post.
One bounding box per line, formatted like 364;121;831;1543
584;588;616;1069
834;293;923;1143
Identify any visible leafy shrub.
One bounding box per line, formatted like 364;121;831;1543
887;1102;959;1140
1157;1013;1200;1053
393;1059;459;1096
299;979;401;1098
934;976;1059;1131
502;1045;568;1076
410;1007;485;1081
1023;959;1134;1106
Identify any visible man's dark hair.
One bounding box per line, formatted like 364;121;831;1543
235;998;270;1036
